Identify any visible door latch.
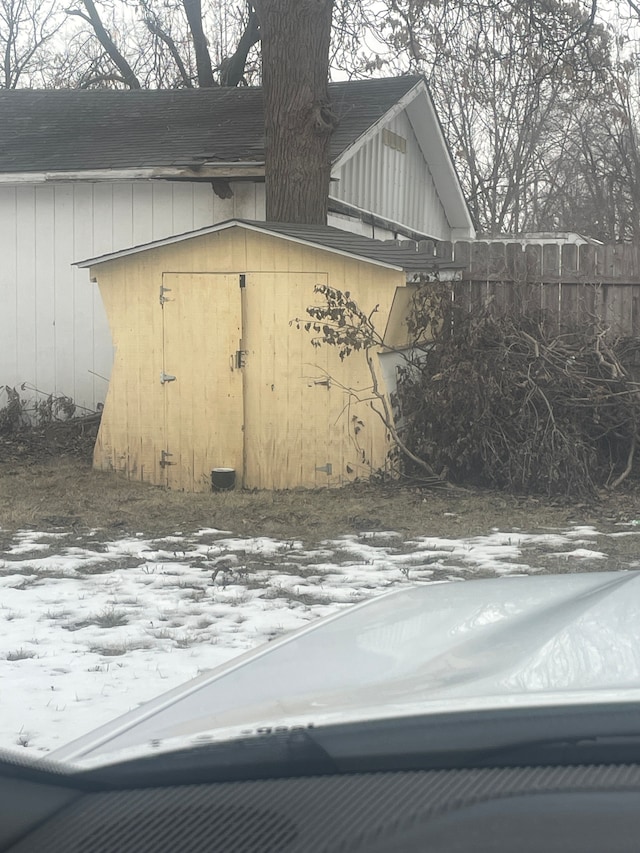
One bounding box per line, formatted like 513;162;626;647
159;285;172;306
160;372;177;384
159;450;174;468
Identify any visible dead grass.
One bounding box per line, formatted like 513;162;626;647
2;455;640;547
89;641;150;656
6;648;38;661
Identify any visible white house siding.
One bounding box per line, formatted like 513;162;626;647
0;180;264;411
331;111;451;241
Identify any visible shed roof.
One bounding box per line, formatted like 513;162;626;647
76;219;461;273
0;77;422;173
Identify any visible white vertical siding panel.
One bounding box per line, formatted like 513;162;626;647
365;141;373;213
53;185;76;399
151;183;175;238
344;161;352;200
112;183;134;248
192;182;215;228
0;187;18;389
92;184;114;256
232;181;263;219
15;187;37;391
211;188;236;222
89;185;116;405
386;123;397;222
372;134;378;210
255;183;266;218
355;148;364;208
392;115;404;223
73;183;97;405
359;147;367;208
132;183;154;245
171;183;195;233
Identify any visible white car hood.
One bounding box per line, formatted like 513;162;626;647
52;570;640;764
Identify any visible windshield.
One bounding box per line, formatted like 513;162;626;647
2;0;640;771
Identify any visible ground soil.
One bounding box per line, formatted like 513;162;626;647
2;421;640;550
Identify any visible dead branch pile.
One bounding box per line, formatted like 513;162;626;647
397;309;640;497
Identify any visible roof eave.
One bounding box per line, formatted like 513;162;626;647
0;164;265;184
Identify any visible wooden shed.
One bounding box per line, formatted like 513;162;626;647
78;220;456;491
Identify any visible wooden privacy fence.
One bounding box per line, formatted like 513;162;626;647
418;240;640;337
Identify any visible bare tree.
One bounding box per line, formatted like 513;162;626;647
340;0;613;236
540;62;640;242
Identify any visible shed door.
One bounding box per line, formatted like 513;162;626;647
161;273;243;490
242;272;339;489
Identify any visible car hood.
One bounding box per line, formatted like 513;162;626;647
51;570;640;764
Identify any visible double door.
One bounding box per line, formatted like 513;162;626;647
160;272;340;490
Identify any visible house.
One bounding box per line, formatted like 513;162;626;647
77;219;460;491
0;77;475;412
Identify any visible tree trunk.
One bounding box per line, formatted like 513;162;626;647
252;0;337;224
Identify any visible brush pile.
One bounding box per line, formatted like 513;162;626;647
0;387;100;464
397;308;640;497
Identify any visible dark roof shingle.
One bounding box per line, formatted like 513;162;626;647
78;218;460;273
0;77;422;173
236;220;458;272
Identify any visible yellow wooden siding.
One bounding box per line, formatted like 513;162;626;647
92;226;405;490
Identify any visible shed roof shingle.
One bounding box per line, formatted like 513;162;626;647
77;218;460;273
237;221;458;272
0;77;422;173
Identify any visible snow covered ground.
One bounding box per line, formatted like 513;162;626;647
1;522;637;756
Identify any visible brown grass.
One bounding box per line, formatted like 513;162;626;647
3;452;637;547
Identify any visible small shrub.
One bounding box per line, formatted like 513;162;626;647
33;393;76;424
93;608;129;628
0;387;28;435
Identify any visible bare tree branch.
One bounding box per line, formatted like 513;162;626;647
182;0;215;87
140;0;193;88
219;2;260;87
67;0;141;88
